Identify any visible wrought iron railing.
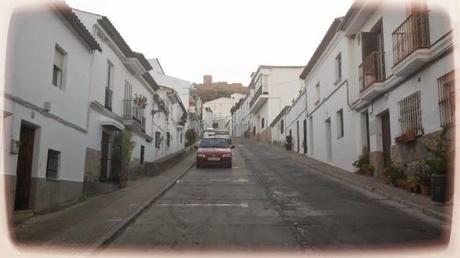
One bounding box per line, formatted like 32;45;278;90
392;11;430;65
123;99;145;130
249;86;262;107
358;51;386;92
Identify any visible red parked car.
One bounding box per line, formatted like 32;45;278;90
196;138;235;168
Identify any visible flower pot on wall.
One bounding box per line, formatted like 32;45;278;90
405;131;416;142
431;174;446;202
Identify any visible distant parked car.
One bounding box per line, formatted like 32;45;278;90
196;138;235;168
215;130;232;144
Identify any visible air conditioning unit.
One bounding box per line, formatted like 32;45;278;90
43;101;51;112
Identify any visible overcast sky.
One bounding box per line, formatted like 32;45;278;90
66;0;354;85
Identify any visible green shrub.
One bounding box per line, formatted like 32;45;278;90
383;163;406;186
352;147;375;176
424;130;448;175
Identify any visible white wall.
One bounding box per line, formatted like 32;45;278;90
4;7;93;182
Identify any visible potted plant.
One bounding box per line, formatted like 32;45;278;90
383;163;406;187
406;176;420;193
133;94;148;109
394;130;416;144
352;147;375;176
285;135;293;151
416;165;431;195
425;130;448;202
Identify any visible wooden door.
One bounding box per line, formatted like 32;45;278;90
381;112;392;168
14;124;35;210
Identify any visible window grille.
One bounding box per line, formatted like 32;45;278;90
46;149;60;180
398;91;423;135
438;70;455;127
337;109;344;138
155;132;161;148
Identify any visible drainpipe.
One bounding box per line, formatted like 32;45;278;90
85;49;97;131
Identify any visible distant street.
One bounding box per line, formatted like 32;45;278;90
107;138;445;250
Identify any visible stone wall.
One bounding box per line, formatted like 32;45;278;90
128;149;189;180
30;178;83;212
83;147;120;197
4;174;83;214
371;128;454;178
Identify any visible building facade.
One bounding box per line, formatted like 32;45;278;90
3;3;189;213
4;3;102;211
286;0;457;174
246;65;304;143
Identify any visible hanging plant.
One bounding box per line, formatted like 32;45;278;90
133;94;148;109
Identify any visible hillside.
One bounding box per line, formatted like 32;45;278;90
191;81;248;103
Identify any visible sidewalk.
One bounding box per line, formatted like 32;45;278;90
249;139;452;223
11;150;196;251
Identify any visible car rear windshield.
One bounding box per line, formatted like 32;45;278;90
199;138;228;148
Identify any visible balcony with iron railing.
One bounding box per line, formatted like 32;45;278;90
104;87;113;111
123;99;145;131
392;11;430;66
359;51;386;92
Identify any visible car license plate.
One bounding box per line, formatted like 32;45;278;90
208;157;220;161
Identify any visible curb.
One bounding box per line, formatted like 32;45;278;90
88;156;196;252
250;140;451;223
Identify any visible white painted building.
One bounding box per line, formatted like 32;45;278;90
3;3;102;211
246;65;304;143
289;0;457;174
342;0;457;175
2;3;191;213
202;96;240;131
147;58;189;157
74;9;162;194
269;106;290;145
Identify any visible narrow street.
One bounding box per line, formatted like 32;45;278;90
106;138;445;251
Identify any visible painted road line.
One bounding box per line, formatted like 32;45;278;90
176;179;249;183
155;202;249;208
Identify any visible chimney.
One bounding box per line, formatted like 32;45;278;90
203;75;212;86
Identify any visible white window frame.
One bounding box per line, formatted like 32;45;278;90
52;44;67;89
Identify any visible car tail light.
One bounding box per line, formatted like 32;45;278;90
222;154;231;158
197;154;206;158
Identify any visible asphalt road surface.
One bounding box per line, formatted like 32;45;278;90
107;139;446;251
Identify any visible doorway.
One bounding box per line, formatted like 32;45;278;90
303;119;307;154
325;118;332;162
361;111;370;152
296;121;300;153
100;131;111;181
380;111;391;168
14;124;36;210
